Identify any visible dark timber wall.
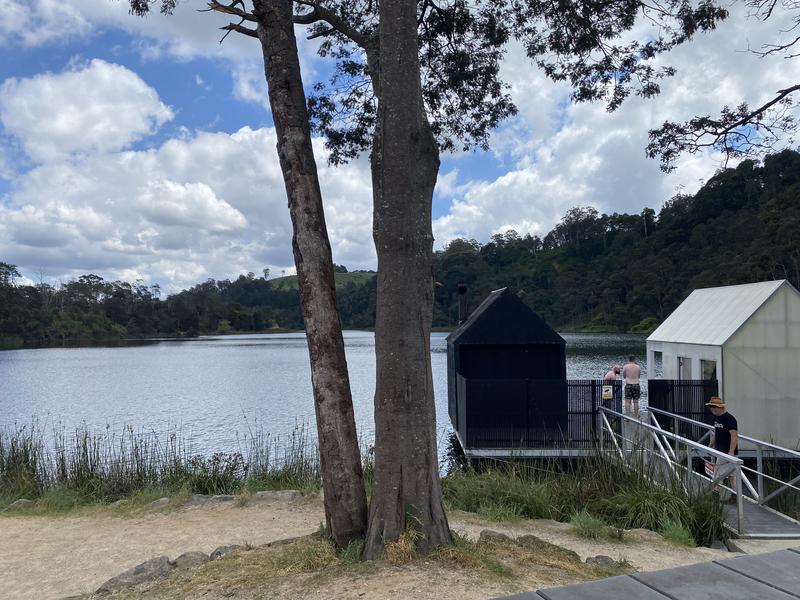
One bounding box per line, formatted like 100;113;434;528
447;288;568;448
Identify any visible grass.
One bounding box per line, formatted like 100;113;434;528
661;519;696;547
442;452;728;547
570;510;610;540
0;420;324;514
110;528;623;600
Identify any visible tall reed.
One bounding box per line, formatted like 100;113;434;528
0;420;325;508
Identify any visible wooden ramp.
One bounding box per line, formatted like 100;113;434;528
725;502;800;538
496;548;800;599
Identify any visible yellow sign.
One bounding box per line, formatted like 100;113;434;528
601;385;613;400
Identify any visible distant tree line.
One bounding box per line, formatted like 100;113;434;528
2;150;799;348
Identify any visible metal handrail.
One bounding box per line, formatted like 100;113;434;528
600;406;746;533
648;406;800;459
600;407;744;464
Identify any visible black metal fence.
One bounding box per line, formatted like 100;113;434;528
458;377;622;449
647;379;718;440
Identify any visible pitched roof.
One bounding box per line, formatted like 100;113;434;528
647;280;789;346
447;287;564;346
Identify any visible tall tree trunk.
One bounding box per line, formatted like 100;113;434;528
363;0;452;559
254;0;367;548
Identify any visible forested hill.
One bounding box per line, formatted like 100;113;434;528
434;150;800;332
1;150;799;347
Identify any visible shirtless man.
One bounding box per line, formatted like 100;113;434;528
604;365;620;382
622;355;641;417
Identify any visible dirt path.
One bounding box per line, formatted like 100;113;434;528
1;500;737;600
0;497;325;600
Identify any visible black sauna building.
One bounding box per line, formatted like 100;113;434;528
447;287;568;449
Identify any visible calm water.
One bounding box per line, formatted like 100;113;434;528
0;332;647;455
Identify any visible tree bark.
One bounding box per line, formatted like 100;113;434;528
253;0;367;548
363;0;452;559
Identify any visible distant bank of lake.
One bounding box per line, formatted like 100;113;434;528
1;331;648;455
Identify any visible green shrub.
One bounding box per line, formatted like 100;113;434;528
570;509;608;539
661;519;696;547
442;469;551;520
591;485;692;531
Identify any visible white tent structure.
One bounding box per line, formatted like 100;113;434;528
646;280;800;448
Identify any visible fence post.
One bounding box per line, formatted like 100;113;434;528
757;447;764;503
599;409;605;452
736;463;745;535
591;380;597;439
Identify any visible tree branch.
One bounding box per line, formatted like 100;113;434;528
220;22;259;41
200;0;257;22
292;1;367;47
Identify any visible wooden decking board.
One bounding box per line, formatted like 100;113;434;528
506;550;800;600
632;562;796;600
714;550;800;597
536;575;669;600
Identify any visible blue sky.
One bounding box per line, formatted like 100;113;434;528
0;1;797;291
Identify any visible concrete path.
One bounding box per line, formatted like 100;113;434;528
496;547;800;599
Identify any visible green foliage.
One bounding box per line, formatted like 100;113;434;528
442;468;551;520
269;272;375;291
661;519;696;547
591;486;693;531
569;509;608;539
442;454;728;546
0;421;322;512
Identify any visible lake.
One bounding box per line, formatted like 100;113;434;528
0;332;648;455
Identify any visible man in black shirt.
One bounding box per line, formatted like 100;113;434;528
707;396;739;500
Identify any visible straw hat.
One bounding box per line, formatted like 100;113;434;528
706;396;726;408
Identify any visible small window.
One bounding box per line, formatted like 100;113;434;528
701;359;717;381
678;356;692;379
653;351;663;378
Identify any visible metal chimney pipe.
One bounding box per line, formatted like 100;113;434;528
457;283;467;325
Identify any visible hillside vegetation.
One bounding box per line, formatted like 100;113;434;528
1;150;799;347
269;271;376;291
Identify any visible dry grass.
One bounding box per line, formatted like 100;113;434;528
111;529;630;600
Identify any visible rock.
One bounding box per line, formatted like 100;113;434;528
209;495;236;503
111;499;127;507
95;556;175;595
516;535;581;561
149;497;170;509
515;533;545;546
173;551;210;569
250;490;302;504
479;529;513;544
184;494;210;507
210;544;243;560
586;555;617;568
3;498;34;512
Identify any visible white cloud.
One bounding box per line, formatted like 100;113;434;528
0;0;91;47
0;59;173;162
232;62;269;109
1;127;374;291
136;180;248;232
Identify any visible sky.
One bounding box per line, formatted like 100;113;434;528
0;1;798;293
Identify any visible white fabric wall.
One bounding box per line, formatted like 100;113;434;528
724;285;800;448
646;340;722;386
